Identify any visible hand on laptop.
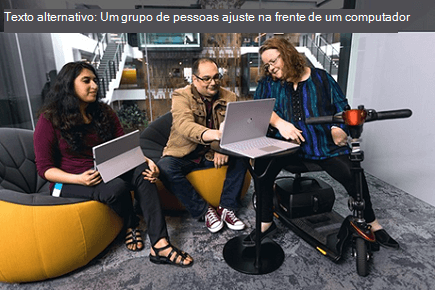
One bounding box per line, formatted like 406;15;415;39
142;157;159;183
79;169;102;186
202;129;222;142
219;120;225;132
277;121;305;144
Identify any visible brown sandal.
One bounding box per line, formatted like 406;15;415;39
125;229;144;252
149;242;193;268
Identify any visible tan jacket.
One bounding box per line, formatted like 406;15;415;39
162;84;237;160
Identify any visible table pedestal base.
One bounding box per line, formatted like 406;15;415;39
223;236;284;275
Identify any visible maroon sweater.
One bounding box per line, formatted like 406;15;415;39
34;112;124;189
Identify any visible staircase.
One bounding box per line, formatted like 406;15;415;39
97;42;122;99
89;33;129;103
300;34;339;79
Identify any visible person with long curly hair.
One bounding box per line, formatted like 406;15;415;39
34;61;193;267
242;37;399;250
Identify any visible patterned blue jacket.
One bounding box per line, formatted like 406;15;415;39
254;67;350;160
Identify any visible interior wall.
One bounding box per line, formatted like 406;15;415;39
50;33;98;72
0;33;56;129
347;33;435;206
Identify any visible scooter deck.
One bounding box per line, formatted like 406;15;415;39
274;209;344;262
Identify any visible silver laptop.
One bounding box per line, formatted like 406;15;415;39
220;99;299;159
93;130;145;183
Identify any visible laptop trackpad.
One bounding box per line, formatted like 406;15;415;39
260;145;281;152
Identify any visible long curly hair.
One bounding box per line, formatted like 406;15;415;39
259;37;307;82
38;61;116;152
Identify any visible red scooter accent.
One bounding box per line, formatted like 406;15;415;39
342;109;367;126
350;220;376;242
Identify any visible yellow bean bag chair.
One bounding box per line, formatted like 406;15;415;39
0;128;123;283
140;112;251;211
156;166;251;210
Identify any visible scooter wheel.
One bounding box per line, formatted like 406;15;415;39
355;237;369;277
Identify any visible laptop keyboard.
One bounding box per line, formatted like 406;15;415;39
224;137;278;152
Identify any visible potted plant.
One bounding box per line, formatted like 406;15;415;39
116;101;148;133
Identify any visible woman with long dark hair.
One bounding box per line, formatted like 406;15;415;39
34;61;193;267
243;38;399;249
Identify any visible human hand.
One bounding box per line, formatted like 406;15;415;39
331;127;348;146
219;120;225;133
142;158;159;183
277;121;305;144
78;169;102;186
214;152;229;169
202;129;221;142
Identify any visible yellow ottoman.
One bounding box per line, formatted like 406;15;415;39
0;127;124;283
0;198;123;283
156;166;251;211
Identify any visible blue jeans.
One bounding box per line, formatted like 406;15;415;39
158;155;247;219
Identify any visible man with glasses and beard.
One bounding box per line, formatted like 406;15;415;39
158;58;247;234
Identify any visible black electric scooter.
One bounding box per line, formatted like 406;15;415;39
271;105;412;276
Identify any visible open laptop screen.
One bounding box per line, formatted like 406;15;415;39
220;98;276;146
93;130;145;183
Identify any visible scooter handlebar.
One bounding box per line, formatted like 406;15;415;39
366;109;412;122
305;115;337;124
305;115;342;124
305;108;412;125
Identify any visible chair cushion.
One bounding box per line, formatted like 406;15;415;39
186;166;251;208
283;161;324;174
155;166;251;210
0;128;49;194
0;128;123;283
0;198;123;283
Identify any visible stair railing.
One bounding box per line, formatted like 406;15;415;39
91;33;109;69
302;34;339;76
316;35;340;58
98;33;127;99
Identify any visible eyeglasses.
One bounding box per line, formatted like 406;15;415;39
264;55;281;71
194;73;222;84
